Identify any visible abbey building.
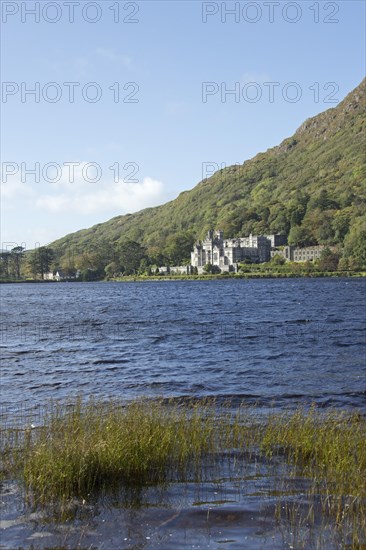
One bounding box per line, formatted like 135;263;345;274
191;230;287;273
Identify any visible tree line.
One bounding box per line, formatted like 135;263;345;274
0;222;364;281
0;231;196;280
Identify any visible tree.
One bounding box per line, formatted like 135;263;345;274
147;246;168;267
138;258;149;275
203;263;220;274
317;248;340;271
105;261;121;278
10;246;25;278
308;189;338;211
117;240;146;275
288;196;308;227
332;209;351;243
164;231;195;265
76;240;116;273
0;251;10;278
80;268;102;281
28;247;54;279
343;218;366;268
288;225;312;247
269;208;290;235
315;216;336;244
271;254;286;266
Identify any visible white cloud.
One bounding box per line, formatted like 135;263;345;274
1;179;34;201
1;161;166;227
95;48;132;67
35;194;70;212
35;176;165;215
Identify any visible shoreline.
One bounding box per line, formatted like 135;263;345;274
1;270;365;284
111;270;366;282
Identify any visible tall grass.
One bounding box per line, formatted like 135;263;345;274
2;398;231;504
1;399;365;546
261;406;366;546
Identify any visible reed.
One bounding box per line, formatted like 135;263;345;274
261;406;366;547
1;399;365;546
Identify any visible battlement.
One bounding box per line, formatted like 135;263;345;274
191;230;286;270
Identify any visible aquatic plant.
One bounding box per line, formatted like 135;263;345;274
1;399;365;547
261;406;366;547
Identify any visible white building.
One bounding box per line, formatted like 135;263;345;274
191;230;286;273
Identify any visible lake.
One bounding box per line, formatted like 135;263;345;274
1;278;365;549
1;278;365;415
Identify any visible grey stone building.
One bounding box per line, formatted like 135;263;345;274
191;230;286;272
271;245;326;262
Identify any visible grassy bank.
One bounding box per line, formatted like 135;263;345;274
1;399;365;546
2;270;364;284
112;270;365;282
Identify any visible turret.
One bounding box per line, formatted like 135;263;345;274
214;230;224;241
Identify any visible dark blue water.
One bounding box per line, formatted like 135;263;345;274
1;278;365;415
1;278;365;549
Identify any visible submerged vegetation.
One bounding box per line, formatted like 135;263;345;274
1;399;365;547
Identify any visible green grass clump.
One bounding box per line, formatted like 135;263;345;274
1;399;365;546
8;398;225;504
261;407;366;546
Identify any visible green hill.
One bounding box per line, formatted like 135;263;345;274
51;79;366;271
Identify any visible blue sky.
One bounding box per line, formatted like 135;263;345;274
1;0;365;248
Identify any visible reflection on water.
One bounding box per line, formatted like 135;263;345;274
1;279;365;548
1;279;365;414
0;451;348;549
